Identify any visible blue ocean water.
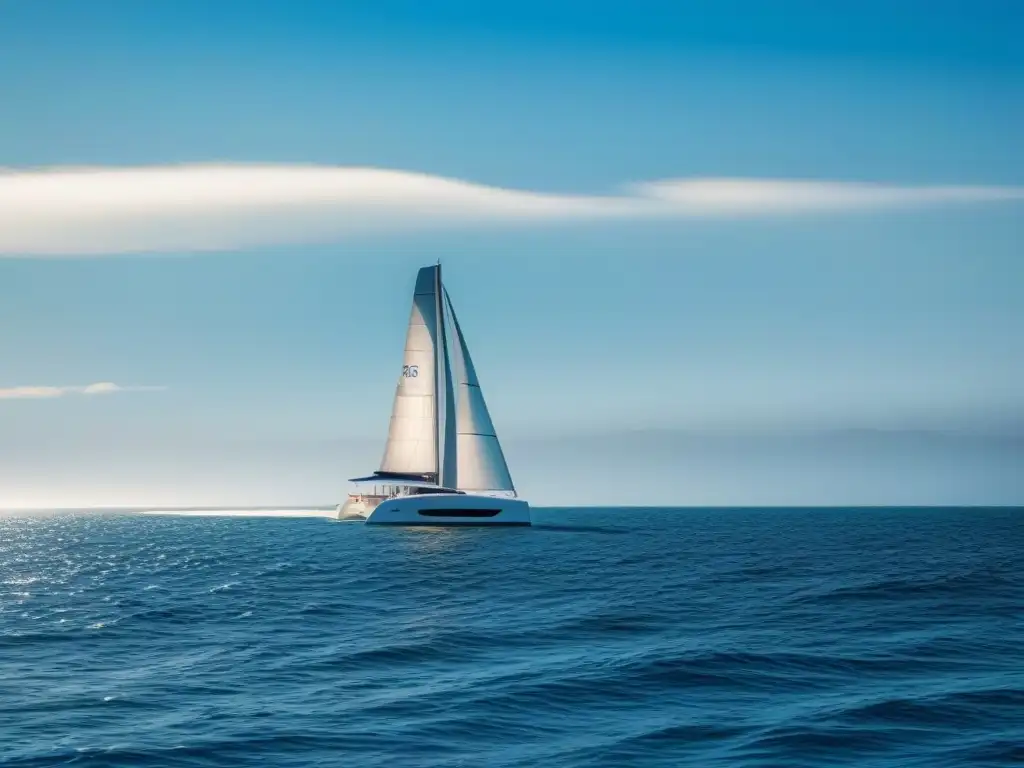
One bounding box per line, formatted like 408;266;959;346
1;507;1022;767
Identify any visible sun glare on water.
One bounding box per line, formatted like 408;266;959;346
140;509;333;518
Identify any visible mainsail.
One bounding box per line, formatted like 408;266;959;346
444;288;516;494
377;265;443;480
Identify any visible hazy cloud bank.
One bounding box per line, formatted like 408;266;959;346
1;164;1021;256
0;383;164;400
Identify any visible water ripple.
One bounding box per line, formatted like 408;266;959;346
0;506;1021;767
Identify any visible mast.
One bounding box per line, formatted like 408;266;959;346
435;262;458;488
432;264;441;480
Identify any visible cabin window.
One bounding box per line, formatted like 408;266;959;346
417;509;501;518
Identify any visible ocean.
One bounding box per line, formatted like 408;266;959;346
1;507;1021;767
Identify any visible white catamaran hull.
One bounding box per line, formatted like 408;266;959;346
335;495;387;521
364;493;531;526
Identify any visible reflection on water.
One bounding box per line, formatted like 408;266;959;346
393;525;468;555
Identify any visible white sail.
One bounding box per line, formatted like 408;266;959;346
444;288;516;494
378;266;441;478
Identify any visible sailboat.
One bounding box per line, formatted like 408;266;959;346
336;263;531;526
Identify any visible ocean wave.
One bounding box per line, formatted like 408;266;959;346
1;507;1021;767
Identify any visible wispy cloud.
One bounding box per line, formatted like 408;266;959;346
0;382;165;400
0;164;1021;256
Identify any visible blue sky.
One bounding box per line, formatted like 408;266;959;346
1;0;1022;507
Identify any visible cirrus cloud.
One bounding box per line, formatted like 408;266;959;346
0;164;1021;256
0;383;165;400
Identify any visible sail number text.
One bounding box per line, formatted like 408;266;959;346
402;365;419;378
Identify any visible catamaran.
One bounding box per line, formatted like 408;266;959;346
336;263;530;526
